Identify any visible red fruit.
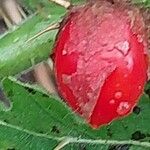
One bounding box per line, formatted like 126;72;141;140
53;1;148;128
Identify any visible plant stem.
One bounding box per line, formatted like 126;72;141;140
0;12;61;80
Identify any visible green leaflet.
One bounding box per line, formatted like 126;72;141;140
0;78;149;149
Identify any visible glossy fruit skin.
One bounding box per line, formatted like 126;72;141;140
53;1;148;128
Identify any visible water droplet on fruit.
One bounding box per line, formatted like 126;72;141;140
114;91;122;99
115;41;129;55
87;92;93;99
62;50;67;55
86;77;91;81
117;102;131;115
138;85;142;90
77;59;84;69
124;74;128;78
82;40;87;45
109;99;115;104
125;56;133;70
116;83;120;87
79;101;84;107
137;35;143;43
62;74;71;84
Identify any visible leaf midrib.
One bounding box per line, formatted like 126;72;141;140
0;120;150;149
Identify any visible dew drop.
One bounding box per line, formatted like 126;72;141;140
78;87;82;91
62;74;71;84
62;49;67;55
114;91;122;99
117;102;131;115
124;74;128;78
81;40;87;45
77;59;84;69
125;56;133;70
87;92;93;99
86;77;91;81
116;83;120;87
109;99;115;104
115;41;129;55
79;101;84;107
138;85;142;90
137;35;143;43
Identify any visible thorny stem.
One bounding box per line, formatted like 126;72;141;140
26;23;60;43
0;0;58;95
25;22;59;94
49;0;71;9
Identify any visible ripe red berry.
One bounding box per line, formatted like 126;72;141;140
53;1;148;128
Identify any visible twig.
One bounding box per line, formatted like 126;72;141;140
26;23;60;43
49;0;71;9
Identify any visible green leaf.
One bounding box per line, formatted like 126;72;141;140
133;0;150;7
0;78;149;149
